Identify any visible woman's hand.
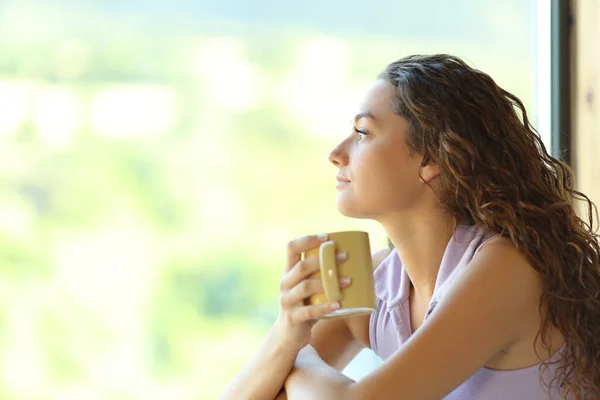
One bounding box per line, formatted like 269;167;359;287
273;234;351;353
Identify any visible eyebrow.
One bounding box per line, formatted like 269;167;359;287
353;112;376;123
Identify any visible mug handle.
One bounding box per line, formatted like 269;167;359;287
319;241;343;302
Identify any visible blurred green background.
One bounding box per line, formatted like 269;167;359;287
0;1;539;398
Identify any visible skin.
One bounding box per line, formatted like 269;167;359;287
222;80;564;400
329;79;456;303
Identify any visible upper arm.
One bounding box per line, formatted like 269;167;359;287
310;248;392;370
348;238;542;400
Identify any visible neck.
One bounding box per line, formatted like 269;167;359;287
379;210;456;300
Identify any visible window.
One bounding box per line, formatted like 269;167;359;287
0;1;546;398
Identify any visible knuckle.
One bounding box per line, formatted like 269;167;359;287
279;277;287;292
297;260;309;275
300;260;317;276
278;293;287;308
304;307;316;321
300;280;312;293
287;239;297;253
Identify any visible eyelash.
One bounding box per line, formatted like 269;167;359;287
354;127;368;141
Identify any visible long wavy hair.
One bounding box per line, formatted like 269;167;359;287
379;54;600;399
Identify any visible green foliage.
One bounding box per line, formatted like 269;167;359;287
0;2;536;398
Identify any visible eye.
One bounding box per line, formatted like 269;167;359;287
354;127;368;141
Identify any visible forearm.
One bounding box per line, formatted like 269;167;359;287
284;345;355;400
220;325;299;400
274;388;288;400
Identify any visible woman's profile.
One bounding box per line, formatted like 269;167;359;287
221;54;600;399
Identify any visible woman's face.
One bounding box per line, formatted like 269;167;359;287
328;79;438;219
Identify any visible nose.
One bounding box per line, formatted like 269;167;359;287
328;139;349;167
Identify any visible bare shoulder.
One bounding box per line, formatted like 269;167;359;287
452;235;543;325
478;235;525;256
474;236;540;282
345;237;549;399
465;235;541;292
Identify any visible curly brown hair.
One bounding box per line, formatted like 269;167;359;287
379;54;600;399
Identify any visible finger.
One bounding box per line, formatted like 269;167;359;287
280;256;319;291
281;279;322;308
289;302;341;324
285;234;330;272
281;276;352;308
280;251;347;291
284;277;352;307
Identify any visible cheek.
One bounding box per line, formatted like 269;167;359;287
356;147;407;182
357;150;422;199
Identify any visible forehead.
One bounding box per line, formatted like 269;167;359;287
356;80;397;119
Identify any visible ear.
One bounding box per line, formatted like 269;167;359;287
419;160;441;183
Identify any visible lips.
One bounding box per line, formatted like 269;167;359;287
336;174;351;183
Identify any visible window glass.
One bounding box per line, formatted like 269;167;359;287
0;1;541;397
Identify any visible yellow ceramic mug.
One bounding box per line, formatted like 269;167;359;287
305;231;376;319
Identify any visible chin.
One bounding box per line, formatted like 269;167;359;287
336;199;370;219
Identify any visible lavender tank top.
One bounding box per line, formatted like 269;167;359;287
369;224;566;399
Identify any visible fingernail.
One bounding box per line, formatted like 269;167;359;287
330;302;341;309
336;251;348;261
317;234;329;241
339;277;351;285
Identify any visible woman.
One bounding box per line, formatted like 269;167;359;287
221;54;600;399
